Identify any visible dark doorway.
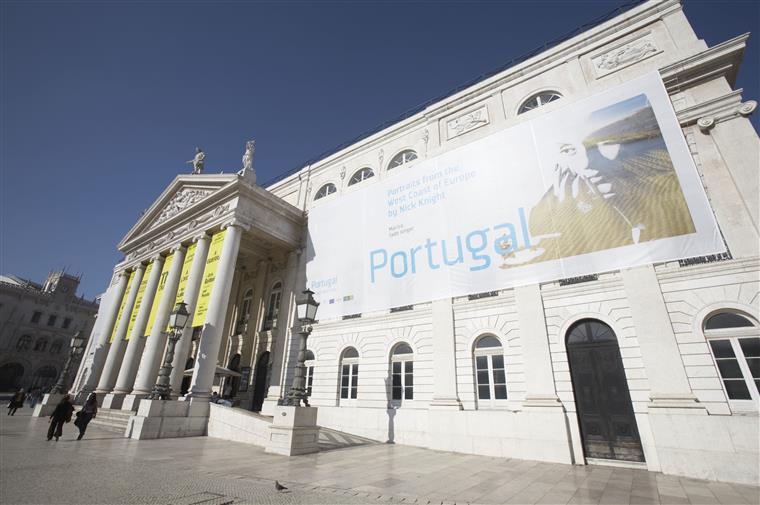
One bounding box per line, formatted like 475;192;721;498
0;363;24;391
225;354;241;399
251;351;270;412
181;358;194;395
567;319;644;462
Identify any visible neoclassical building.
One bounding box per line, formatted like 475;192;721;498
73;0;758;485
0;271;97;391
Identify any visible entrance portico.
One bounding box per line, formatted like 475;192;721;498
79;172;305;423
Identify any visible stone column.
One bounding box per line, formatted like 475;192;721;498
131;246;187;396
95;265;146;395
79;271;129;396
515;284;562;408
620;265;705;412
169;233;211;395
188;223;243;400
261;250;300;415
429;298;462;409
107;256;165;410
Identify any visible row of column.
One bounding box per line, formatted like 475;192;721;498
79;223;243;409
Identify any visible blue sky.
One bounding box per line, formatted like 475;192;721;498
2;0;758;299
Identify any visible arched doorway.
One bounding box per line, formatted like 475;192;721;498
251;351;270;412
31;366;57;391
567;319;644;462
0;363;24;391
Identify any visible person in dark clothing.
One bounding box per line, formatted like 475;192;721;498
74;393;98;440
7;389;25;415
47;395;74;441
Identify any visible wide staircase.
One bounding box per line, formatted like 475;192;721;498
89;408;134;434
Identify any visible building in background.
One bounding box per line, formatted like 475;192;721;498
73;0;758;485
0;271;98;392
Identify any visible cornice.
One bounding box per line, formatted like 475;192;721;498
660;33;748;93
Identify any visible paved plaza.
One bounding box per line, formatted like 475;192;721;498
1;408;758;505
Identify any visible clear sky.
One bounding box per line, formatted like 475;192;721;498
2;0;758;300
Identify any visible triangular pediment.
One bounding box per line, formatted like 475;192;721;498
119;174;239;249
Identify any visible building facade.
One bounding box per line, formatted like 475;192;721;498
0;271;98;392
73;0;758;485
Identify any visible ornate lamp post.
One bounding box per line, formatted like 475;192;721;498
50;331;86;394
284;289;319;407
148;302;190;400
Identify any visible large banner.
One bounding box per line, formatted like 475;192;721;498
109;271;135;343
126;262;153;339
306;72;725;320
144;253;174;336
166;242;196;331
192;230;226;328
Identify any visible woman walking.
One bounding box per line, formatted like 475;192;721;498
7;388;25;415
47;394;74;441
74;393;98;440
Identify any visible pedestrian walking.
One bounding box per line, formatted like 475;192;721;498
47;394;74;441
27;388;41;409
74;393;98;440
7;388;25;415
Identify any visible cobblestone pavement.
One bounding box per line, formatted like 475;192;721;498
2;409;758;505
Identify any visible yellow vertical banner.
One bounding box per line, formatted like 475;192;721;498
125;262;153;340
144;253;174;336
192;230;226;327
109;271;135;343
166;243;196;331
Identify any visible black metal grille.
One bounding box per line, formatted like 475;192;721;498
558;274;599;286
390;305;413;313
468;290;499;301
678;251;732;267
342;313;361;320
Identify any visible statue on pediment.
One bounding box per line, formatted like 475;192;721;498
238;140;257;184
187;147;205;174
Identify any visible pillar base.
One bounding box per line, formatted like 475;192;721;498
121;393;147;412
125;399;210;440
32;394;66;418
265;405;319;456
101;393;128;410
647;393;707;414
260;396;282;416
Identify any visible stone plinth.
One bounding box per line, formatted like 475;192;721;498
32;393;66;418
101;393;127;410
125;399;210;440
265;405;319;456
121;393;146;412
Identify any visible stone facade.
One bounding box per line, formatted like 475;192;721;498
0;271;98;391
73;0;758;485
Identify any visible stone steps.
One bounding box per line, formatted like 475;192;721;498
89;408;134;434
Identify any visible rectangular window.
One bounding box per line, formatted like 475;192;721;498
739;338;760;394
306;366;314;397
351;364;358;399
31;311;42;324
62;317;72;329
404;361;413;400
392;361;402;400
476;355;490;400
47;314;57;327
340;364;350;399
710;339;751;399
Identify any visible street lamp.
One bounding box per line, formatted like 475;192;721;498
148;302;190;400
50;331;86;394
284;289;319;407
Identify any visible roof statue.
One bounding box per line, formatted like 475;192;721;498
187;147;205;174
238;139;257;185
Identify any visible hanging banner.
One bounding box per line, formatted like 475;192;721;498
109;271;135;343
166;242;196;331
125;262;153;340
192;230;227;327
306;71;726;320
143;254;174;336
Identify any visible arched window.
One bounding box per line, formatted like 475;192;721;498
314;183;337;200
16;335;31;351
518;91;562;114
348;167;374;186
241;289;253;322
388;150;418;170
473;335;507;405
50;339;64;354
304;350;315;397
339;347;359;401
704;311;759;405
262;282;282;331
391;343;414;401
33;338;48;352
